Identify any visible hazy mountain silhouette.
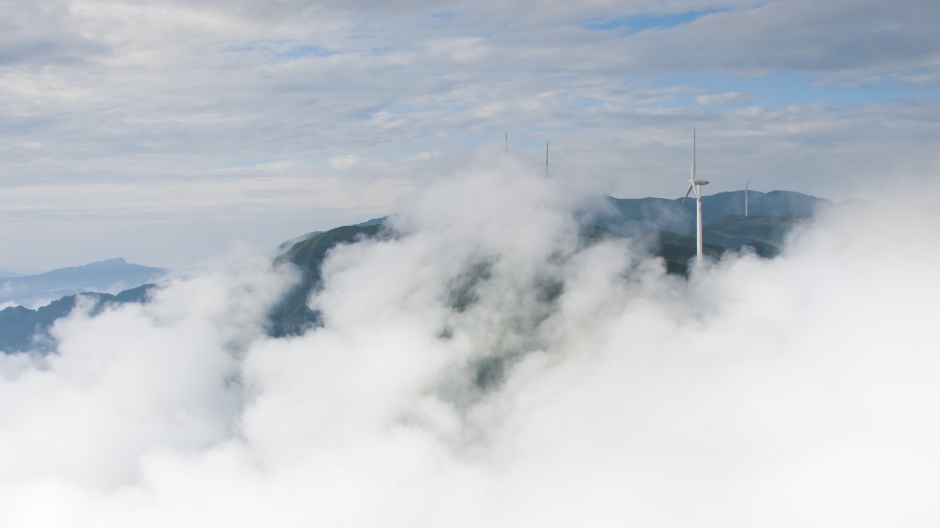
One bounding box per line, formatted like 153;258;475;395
0;284;153;353
0;258;165;308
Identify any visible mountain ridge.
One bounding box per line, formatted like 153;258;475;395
0;258;165;309
0;191;827;353
596;190;829;236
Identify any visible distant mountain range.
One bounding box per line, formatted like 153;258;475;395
0;192;829;354
0;258;165;309
591;190;828;236
0;285;152;353
0;266;45;278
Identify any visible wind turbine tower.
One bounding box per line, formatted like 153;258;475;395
744;176;751;217
681;129;709;265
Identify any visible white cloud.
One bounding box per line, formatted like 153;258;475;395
328;154;360;169
695;91;753;105
2;166;940;525
0;0;939;268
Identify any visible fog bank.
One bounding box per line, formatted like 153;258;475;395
2;162;939;527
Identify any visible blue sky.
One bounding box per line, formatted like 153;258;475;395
0;0;938;269
584;9;730;33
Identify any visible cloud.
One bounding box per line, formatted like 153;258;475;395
2;163;940;526
1;0;939;269
616;0;940;74
328;154;360;169
695;91;753;106
0;0;107;67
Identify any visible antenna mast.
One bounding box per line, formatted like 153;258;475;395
545;141;549;177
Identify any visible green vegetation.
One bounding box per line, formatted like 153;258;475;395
655;230;725;275
268;223;385;337
703;215;808;257
0;284;152;353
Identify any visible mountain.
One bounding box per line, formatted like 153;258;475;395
0;258;165;309
267;219;738;338
594;190;829;236
702;215;811;257
655;230;727;273
272;217;389;254
269;223;386;337
0;284;153;353
0;266;45;278
0;192;826;353
590;190;829;256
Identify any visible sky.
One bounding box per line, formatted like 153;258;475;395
1;0;939;269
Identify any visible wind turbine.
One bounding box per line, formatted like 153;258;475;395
681;129;709;265
744;176;751;217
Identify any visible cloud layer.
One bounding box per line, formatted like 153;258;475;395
2;162;940;526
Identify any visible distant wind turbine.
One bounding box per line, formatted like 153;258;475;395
744;176;751;217
681;129;709;265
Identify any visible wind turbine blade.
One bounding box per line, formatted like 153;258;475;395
691;129;696;180
681;183;693;207
745;176;751;191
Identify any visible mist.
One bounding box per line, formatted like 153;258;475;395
2;160;939;527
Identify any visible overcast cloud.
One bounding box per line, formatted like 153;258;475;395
1;0;938;268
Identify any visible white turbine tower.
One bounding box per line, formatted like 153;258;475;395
681;129;709;265
744;176;751;217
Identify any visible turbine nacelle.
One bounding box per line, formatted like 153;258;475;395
681;180;710;207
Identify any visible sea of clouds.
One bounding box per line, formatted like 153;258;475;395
2;160;939;527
